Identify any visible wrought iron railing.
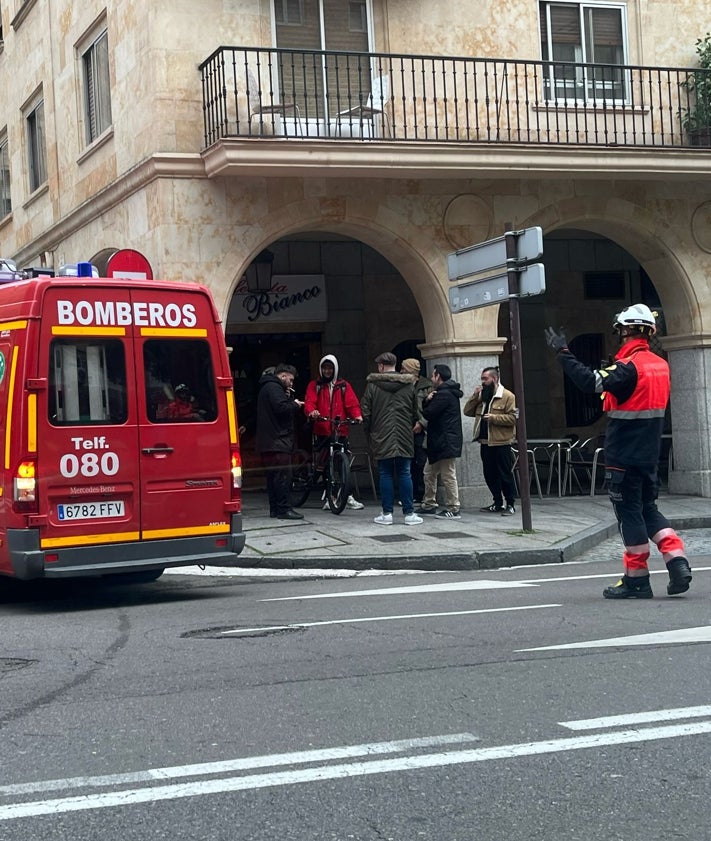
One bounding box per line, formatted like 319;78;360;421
200;46;711;150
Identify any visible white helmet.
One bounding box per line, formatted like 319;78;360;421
613;304;656;334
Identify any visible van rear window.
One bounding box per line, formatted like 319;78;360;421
144;339;218;423
49;340;128;425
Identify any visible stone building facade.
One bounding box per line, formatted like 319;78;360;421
1;0;711;500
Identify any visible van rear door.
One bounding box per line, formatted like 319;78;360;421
132;287;232;543
37;286;141;550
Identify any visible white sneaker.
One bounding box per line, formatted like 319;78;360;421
404;513;423;525
346;495;364;510
322;501;330;510
374;512;393;525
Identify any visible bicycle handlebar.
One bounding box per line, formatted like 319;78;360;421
314;416;361;424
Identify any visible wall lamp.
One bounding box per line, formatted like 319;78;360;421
245;249;274;293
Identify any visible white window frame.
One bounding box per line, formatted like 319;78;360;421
80;27;112;145
0;130;11;219
540;1;630;105
24;93;47;193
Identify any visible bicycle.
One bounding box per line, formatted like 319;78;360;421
289;416;359;514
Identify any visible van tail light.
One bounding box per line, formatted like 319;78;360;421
230;448;243;497
14;459;38;510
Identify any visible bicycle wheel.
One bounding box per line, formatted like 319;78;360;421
289;450;311;509
326;449;350;514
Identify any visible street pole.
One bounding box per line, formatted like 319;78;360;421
504;224;533;532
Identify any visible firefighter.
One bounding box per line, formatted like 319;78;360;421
545;304;692;599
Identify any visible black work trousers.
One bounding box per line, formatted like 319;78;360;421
480;442;516;507
261;451;293;516
606;463;670;548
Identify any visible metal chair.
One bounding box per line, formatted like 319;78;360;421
247;68;304;137
332;74;392;138
564;435;606;496
512;447;543;500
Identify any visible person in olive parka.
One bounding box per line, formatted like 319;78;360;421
361;352;423;526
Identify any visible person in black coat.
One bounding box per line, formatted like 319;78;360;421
417;364;463;519
256;364;304;520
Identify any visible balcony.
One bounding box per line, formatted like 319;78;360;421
199;46;711;180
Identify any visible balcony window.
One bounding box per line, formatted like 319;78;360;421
274;0;303;25
540;2;628;103
0;132;10;218
274;0;372;129
25;96;46;193
82;28;112;144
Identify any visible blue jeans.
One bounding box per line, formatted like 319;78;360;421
378;456;414;515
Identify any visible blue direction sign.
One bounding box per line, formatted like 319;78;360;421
447;227;543;282
449;263;546;313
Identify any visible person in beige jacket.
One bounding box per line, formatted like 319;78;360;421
463;366;518;515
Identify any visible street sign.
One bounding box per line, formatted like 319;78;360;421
106;249;154;280
448;263;545;313
447;227;543;282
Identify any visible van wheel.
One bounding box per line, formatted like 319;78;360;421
106;568;165;584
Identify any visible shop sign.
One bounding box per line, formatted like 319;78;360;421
228;275;328;324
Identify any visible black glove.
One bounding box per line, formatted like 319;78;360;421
544;326;568;353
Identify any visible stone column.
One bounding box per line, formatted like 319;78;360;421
666;345;711;497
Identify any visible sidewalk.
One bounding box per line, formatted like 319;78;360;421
235;491;711;571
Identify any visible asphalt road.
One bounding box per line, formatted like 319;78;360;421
1;538;710;841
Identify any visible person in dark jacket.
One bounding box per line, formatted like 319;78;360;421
361;352;422;526
546;304;692;600
256;363;305;520
416;364;463;519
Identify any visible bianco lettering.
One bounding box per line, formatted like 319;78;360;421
56;300;198;328
243;286;321;323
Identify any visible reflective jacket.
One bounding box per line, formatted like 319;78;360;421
557;338;668;467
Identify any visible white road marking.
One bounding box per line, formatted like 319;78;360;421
2;721;711;821
262;579;538;601
518;565;711;584
560;705;711;731
0;734;476;798
520;625;711;652
221;603;561;635
260;566;711;600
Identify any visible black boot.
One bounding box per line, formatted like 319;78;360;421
666;557;692;595
603;574;653;600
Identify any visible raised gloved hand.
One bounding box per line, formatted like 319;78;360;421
544;326;568;353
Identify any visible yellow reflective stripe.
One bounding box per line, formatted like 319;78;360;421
52;326;126;336
226;389;237;444
4;345;19;469
41;531;140;548
26;393;37;453
139;328;208;337
142;524;230;540
0;320;28;331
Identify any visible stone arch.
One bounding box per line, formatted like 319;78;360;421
213;195;453;345
526;196;701;337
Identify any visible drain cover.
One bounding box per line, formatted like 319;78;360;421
424;531;478;540
369;533;416;543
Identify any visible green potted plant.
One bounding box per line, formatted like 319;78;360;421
681;33;711;146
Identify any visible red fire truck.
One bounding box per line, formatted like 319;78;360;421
0;265;244;581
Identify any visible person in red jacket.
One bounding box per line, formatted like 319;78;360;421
304;354;364;510
546;304;692;600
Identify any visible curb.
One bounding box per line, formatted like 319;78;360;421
228;514;711;572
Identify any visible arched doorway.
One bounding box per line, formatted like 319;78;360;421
497;227;671;480
227;233;425;483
